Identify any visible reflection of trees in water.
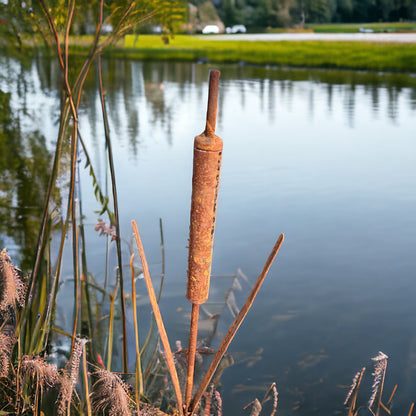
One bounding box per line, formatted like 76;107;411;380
29;58;414;153
1;55;415;268
387;86;400;122
0;89;51;271
411;89;416;111
370;85;380;115
344;84;356;128
326;84;333;115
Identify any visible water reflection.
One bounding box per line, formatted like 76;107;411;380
1;55;415;415
0;88;50;270
3;57;413;153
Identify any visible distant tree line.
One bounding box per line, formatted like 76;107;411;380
189;0;416;28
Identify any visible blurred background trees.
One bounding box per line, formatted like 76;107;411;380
0;0;415;41
209;0;416;29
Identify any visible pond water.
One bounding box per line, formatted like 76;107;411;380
1;55;416;415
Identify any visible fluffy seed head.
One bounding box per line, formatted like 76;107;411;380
0;248;27;311
91;369;131;416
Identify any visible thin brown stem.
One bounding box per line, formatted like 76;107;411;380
130;253;143;413
69;127;80;353
132;220;184;415
189;234;284;414
386;384;397;406
82;341;92;416
347;368;365;416
376;359;387;416
185;303;199;410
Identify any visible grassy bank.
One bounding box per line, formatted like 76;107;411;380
117;35;416;72
306;21;416;33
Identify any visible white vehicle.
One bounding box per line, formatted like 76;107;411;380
359;27;374;33
202;25;220;34
226;25;247;34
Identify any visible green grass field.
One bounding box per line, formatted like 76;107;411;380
307;21;416;33
119;35;416;72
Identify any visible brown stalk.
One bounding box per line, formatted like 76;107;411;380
380;401;391;414
130;253;143;413
245;398;262;416
408;403;415;416
131;220;184;415
386;384;397;406
261;382;278;416
346;367;365;416
189;234;285;414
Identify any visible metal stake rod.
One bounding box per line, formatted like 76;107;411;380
185;70;222;413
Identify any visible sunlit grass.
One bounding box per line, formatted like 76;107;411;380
307;22;416;33
120;35;416;72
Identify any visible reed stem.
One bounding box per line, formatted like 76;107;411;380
130;253;143;413
189;234;284;414
132;220;184;415
98;55;128;373
82;341;92;416
107;293;115;372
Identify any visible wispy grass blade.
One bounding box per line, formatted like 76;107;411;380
132;220;184;415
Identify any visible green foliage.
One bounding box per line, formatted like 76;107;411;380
0;0;186;49
220;0;243;26
211;0;416;29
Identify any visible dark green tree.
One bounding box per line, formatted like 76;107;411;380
333;0;354;21
220;0;243;26
293;0;334;23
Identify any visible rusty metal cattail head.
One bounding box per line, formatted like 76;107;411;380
187;70;223;305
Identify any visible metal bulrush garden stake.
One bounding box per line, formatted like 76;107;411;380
185;69;223;413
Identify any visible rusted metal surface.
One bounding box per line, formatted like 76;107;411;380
186;70;223;306
185;303;200;409
185;70;222;413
